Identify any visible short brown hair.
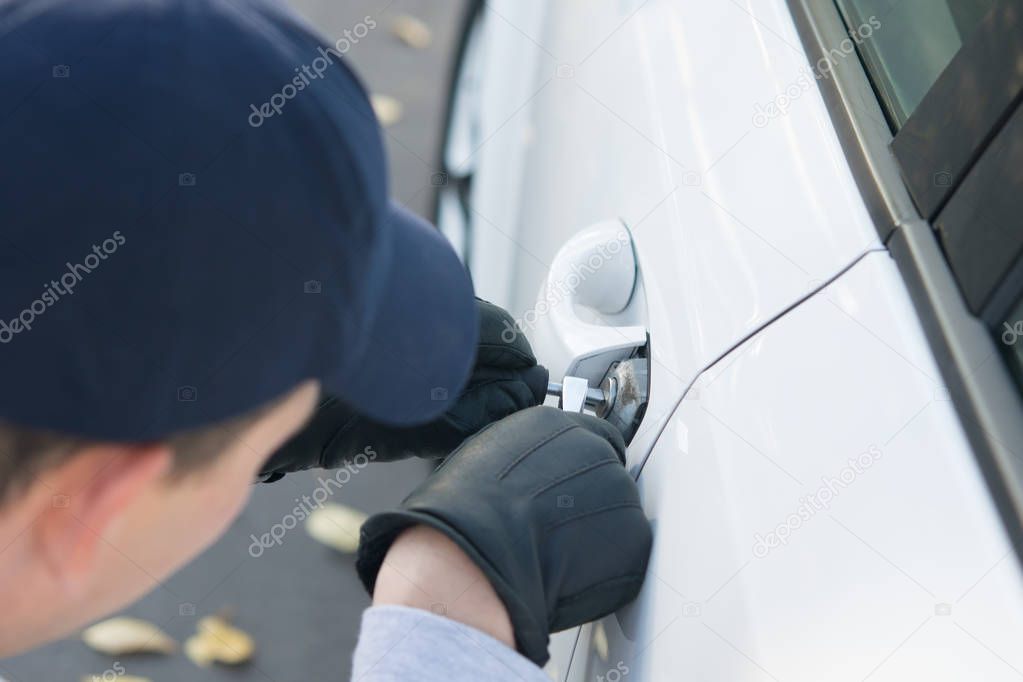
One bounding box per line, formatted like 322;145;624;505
0;399;281;506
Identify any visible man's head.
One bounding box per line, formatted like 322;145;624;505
0;0;479;660
0;380;318;655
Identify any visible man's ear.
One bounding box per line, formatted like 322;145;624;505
33;443;172;592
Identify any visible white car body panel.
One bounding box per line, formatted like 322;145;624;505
438;1;1023;680
460;0;882;466
452;0;549;305
565;251;1023;681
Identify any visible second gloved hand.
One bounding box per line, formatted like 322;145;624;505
356;406;652;666
259;299;548;479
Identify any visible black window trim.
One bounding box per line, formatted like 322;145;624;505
890;0;1023;222
787;0;1023;562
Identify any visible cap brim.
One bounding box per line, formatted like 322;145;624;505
330;203;478;426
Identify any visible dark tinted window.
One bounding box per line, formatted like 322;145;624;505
834;0;995;127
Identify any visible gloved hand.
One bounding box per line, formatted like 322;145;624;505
259;299;548;480
355;406;653;666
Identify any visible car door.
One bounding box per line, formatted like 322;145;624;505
556;0;1023;676
435;1;1022;678
438;0;883;479
565;251;1023;682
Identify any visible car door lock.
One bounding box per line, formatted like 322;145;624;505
547;357;649;444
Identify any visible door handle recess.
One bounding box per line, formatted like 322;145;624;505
531;220;647;386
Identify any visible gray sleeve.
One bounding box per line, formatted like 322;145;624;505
350;605;551;682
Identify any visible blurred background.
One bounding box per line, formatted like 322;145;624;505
1;1;469;680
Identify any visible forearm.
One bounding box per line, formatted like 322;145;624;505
350;526;547;682
372;525;514;647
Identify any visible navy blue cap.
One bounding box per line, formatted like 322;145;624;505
0;0;478;440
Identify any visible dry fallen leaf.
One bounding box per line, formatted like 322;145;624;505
183;633;217;668
81;617;176;656
370;94;403;127
184;615;255;667
305;503;368;553
390;14;432;49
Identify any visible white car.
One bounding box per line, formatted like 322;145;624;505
435;1;1023;680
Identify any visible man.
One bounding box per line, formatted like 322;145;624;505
0;1;652;679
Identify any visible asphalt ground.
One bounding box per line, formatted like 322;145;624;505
2;1;468;680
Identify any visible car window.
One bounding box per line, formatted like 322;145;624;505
834;0;996;127
837;0;1023;399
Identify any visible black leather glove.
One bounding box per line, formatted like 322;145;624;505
259;299;548;480
355;406;653;666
